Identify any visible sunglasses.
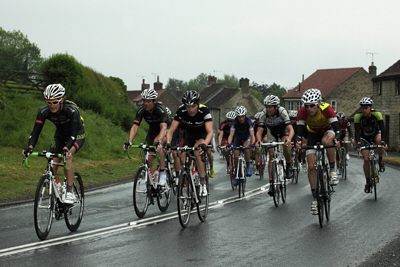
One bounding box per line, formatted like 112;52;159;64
305;104;316;108
46;99;62;105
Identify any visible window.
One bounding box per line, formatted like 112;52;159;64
331;100;337;112
296;101;302;110
377;81;382;96
396;80;400;96
287;101;293;111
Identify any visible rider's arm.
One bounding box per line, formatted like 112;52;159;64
331;120;341;140
378;120;386;143
286;123;295;143
203;121;214;145
227;129;235;145
354;122;361;144
128;124;139;143
346;120;353;139
249;129;255;144
28;106;47;148
166;120;179;144
256;126;264;143
155;122;168;144
64;106;82;150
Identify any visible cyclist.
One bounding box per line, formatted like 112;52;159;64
217;111;236;173
354;97;388;193
165;90;214;197
124;89;169;186
294;89;341;214
289;110;307;173
337;111;353;161
22;84;85;204
256;95;294;196
227;105;255;186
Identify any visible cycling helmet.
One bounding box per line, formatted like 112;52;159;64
235;105;247;116
337;112;345;119
289;110;297;119
43;84;65;100
226;111;236;120
359;97;373;106
254;112;262;120
182;90;200;105
263;95;280;106
165;106;171;116
302;88;322;104
141;89;158;100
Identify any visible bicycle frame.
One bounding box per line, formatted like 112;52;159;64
359;144;385;200
232;146;251;198
263;142;286;206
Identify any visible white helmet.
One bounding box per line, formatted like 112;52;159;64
263;95;280;106
302;88;322;104
141;89;158;100
289;110;297;119
254;112;263;120
226;111;236;120
336;112;345;119
43;84;65;100
165;106;171;116
359;97;373;106
235;105;247;116
182;90;200;105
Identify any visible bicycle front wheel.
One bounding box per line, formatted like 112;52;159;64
197;176;209;222
371;160;378;201
229;156;234;190
280;162;286;203
272;162;280;207
64;172;84;232
133;166;149;218
316;166;325;228
177;171;192;228
34;174;54;240
292;153;299;184
324;167;331;221
341;149;347;180
157;184;171;213
238;159;245;198
165;167;176;196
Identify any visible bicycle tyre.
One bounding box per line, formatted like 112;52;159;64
64;172;85;232
177;171;192;228
165;167;176;196
133;166;149;218
371;160;377;201
341;149;347;180
324;167;331;221
197;175;209;222
292;152;299;184
316;165;325;228
229;156;234;190
258;153;267;180
280;162;286;203
157;183;171;213
238;159;245;198
34;174;54;240
272;162;280;207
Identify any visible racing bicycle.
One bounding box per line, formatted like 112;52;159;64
23;151;84;240
231;145;252;198
336;140;352;179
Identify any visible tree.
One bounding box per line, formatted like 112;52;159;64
165;78;187;92
218;74;239;88
0;27;42;79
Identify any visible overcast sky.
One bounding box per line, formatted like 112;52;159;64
2;1;399;91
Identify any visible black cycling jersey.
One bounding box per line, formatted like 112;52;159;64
354;109;385;143
28;101;85;150
173;104;212;139
133;102;169;135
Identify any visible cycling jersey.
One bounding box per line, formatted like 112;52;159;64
339;118;352;139
230;116;253;138
354;109;385;143
173;104;212;140
258;107;291;138
133;102;169;134
219;120;232;140
296;103;340;141
29;101;85;150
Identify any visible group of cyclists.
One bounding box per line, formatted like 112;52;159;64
22;83;387;217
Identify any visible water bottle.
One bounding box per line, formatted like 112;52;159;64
192;170;199;185
55;179;63;196
150;171;155;183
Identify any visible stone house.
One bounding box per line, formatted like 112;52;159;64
282;67;375;119
370;59;400;151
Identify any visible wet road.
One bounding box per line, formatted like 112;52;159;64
1;154;400;266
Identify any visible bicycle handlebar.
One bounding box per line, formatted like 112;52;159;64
22;151;69;170
125;144;158;160
301;144;336;150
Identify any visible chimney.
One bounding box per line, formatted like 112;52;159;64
141;79;150;91
153;75;163;91
175;87;183;99
208;76;217;85
369;62;377;77
239;78;250;93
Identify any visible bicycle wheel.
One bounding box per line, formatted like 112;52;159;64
280;162;286;203
238;159;245;198
165;167;176;196
371;160;377;201
133;166;149;218
323;167;331;221
258;153;266;180
272;162;280;207
177;171;192;228
340;149;347;180
34;174;54;240
292;153;299;184
64;172;84;232
229;156;235;190
316;166;325;227
157;182;171;212
197;176;209;222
